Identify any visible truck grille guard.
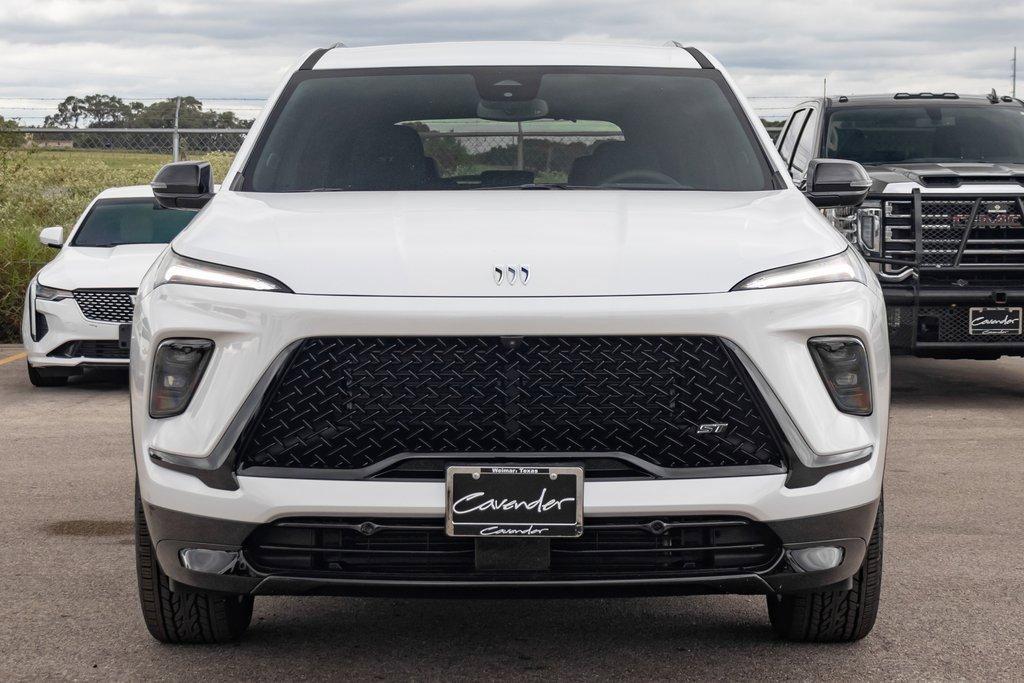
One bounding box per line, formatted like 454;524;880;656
874;189;1024;273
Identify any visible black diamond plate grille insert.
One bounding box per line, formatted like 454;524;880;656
236;336;786;472
73;289;135;323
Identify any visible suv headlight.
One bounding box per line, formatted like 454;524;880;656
825;201;881;252
731;248;870;291
141;250;292;298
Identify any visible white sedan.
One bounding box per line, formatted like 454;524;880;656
22;185;195;386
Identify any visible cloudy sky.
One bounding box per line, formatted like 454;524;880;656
0;0;1021;123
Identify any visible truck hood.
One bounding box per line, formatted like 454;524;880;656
866;162;1024;192
173;189;847;297
37;243;167;290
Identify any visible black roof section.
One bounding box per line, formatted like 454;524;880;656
827;92;1023;108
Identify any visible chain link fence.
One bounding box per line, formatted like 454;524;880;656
17;127;248;159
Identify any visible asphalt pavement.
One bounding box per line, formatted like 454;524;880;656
1;344;1022;680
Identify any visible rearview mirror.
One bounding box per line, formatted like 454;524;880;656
151;161;214;210
39;226;63;249
804;158;871;208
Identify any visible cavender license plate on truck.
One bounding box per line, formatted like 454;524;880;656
969;307;1023;335
445;465;583;538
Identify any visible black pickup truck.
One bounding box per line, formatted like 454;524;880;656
776;92;1024;359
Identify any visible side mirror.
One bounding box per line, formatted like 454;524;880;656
39;226;63;249
151;161;214;210
804;158;872;208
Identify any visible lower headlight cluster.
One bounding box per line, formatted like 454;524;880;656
149;339;214;418
808;337;872;416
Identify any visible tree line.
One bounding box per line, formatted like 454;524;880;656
42;94;254;129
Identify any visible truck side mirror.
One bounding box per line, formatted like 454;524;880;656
151;161;214;210
39;226;63;249
804;158;871;208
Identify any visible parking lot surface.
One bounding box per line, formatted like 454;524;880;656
1;343;1022;680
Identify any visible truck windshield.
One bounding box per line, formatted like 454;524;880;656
825;105;1024;165
71;198;195;247
244;67;773;192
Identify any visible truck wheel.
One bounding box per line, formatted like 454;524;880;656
767;498;883;642
27;362;68;387
135;484;253;643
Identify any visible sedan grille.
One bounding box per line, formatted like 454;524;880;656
73;289;135;324
235;336;787;474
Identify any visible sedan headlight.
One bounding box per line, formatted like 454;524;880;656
731;248;870;291
141;249;292;297
35;283;74;301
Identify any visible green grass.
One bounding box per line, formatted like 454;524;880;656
0;149;235;342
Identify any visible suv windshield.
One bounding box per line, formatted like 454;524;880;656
245;67;773;192
71;198;195;247
825;105;1024;165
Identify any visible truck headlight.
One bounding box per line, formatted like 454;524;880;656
149;339;214;418
826;201;881;252
731;248;870;291
141;249;291;298
808;337;872;416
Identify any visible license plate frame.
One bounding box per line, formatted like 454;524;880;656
968;307;1023;336
445;465;583;538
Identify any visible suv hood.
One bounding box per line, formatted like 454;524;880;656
173;190;846;297
37;243;167;290
866;162;1024;191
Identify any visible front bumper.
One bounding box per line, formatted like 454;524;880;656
22;294;129;369
883;283;1024;355
144;499;879;597
133;281;889;596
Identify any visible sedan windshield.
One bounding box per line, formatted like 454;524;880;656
71;198;195;247
825;105;1024;165
245;67;773;192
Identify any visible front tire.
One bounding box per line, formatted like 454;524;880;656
27;362;68;387
767;498;883;642
135;484;253;643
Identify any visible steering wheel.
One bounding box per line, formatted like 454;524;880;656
600;169;683;187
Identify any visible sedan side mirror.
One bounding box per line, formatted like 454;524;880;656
804;158;872;208
39;226;63;249
151;161;214;210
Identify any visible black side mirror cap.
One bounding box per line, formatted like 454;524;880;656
804;158;872;208
151;161;214;210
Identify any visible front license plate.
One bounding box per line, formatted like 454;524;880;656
969;307;1023;335
445;465;583;538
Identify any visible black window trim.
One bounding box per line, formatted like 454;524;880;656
239;65;785;193
788;104;820;174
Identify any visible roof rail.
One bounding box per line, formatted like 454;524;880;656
299;42;347;70
893;92;959;100
663;41;714;69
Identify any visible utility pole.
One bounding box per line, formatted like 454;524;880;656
1013;47;1017;99
823;76;827;100
172;96;182;162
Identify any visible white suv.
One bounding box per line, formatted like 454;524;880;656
22;185;195;386
131;42;889;644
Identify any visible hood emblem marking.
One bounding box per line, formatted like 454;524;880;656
493;264;530;286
